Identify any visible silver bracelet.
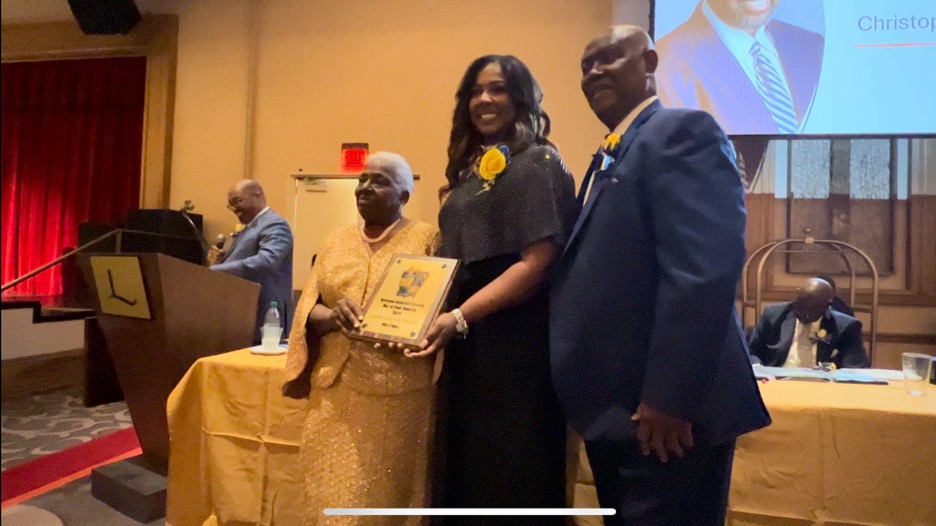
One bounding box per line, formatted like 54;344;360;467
451;308;469;338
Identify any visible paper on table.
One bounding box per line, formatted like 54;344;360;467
756;366;831;381
845;368;906;381
754;365;890;385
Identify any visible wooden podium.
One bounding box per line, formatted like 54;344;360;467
79;253;260;472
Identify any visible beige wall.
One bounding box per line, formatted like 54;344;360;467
2;0;616;289
163;0;612;249
1;308;84;360
169;1;253;236
2;0;613;253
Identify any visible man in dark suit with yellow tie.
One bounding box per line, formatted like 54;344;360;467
550;25;771;525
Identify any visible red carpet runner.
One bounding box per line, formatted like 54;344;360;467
1;426;141;506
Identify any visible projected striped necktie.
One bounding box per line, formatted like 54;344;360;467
750;41;799;134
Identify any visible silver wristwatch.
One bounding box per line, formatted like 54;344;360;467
451;308;469;338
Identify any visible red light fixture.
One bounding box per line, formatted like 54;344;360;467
341;143;369;172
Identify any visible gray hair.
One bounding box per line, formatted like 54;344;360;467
367;151;414;195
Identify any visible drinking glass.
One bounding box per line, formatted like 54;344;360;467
261;326;283;351
901;352;933;396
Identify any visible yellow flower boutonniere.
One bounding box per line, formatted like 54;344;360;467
476;145;511;193
602;133;621;154
811;328;832;345
233;223;245;238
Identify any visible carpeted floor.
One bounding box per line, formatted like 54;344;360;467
3;477;163;526
2;426;141;502
1;390;160;525
2;389;132;471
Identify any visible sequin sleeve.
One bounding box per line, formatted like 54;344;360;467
282;232;331;393
437;144;579;262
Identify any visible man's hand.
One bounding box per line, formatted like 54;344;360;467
207;246;225;266
631;402;694;463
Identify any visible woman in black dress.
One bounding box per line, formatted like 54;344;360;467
414;55;579;523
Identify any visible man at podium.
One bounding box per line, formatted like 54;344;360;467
209;179;294;343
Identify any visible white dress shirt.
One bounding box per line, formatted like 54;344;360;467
784;318;821;368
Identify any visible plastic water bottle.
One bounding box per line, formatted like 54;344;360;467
261;301;282;351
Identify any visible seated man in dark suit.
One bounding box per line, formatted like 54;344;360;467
815;274;855;317
749;277;869;368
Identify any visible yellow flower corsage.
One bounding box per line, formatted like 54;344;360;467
478;145;510;181
602;133;621;154
817;329;827;339
233;223;246;237
476;145;510;193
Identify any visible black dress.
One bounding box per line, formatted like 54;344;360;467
436;144;579;525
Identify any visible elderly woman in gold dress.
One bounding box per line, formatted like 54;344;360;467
283;151;438;525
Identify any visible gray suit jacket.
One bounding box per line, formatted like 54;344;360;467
211;209;294;341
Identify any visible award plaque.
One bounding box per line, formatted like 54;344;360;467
349;254;459;349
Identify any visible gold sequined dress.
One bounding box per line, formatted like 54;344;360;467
284;220;439;526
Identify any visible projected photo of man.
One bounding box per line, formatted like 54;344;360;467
656;0;824;136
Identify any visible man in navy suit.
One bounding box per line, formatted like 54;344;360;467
209;179;294;343
655;0;824;135
748;277;869;369
550;26;771;524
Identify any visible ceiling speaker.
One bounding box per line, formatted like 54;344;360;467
67;0;141;35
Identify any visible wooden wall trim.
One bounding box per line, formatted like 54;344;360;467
744;195;936;307
876;332;936;345
753;290;936;308
909;195;936;299
1;15;178;209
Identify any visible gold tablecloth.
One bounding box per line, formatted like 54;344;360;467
167;350;936;526
725;380;936;526
166;349;307;526
572;380;936;526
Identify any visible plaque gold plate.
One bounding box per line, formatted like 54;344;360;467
349;254;459;349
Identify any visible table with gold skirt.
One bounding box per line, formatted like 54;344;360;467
167;350;936;525
166;349;307;526
571;379;936;526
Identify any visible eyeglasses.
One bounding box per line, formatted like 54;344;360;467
226;196;245;211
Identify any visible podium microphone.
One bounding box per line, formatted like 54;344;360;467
215;233;226;250
178;200;207;265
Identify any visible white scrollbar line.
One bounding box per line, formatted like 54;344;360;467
323;508;616;516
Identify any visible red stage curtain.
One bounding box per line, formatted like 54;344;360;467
1;57;146;296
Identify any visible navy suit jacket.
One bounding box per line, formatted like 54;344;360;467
212;209;294;340
748;302;869;369
550;100;770;447
656;3;824;135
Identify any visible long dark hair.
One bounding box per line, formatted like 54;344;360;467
440;55;554;199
